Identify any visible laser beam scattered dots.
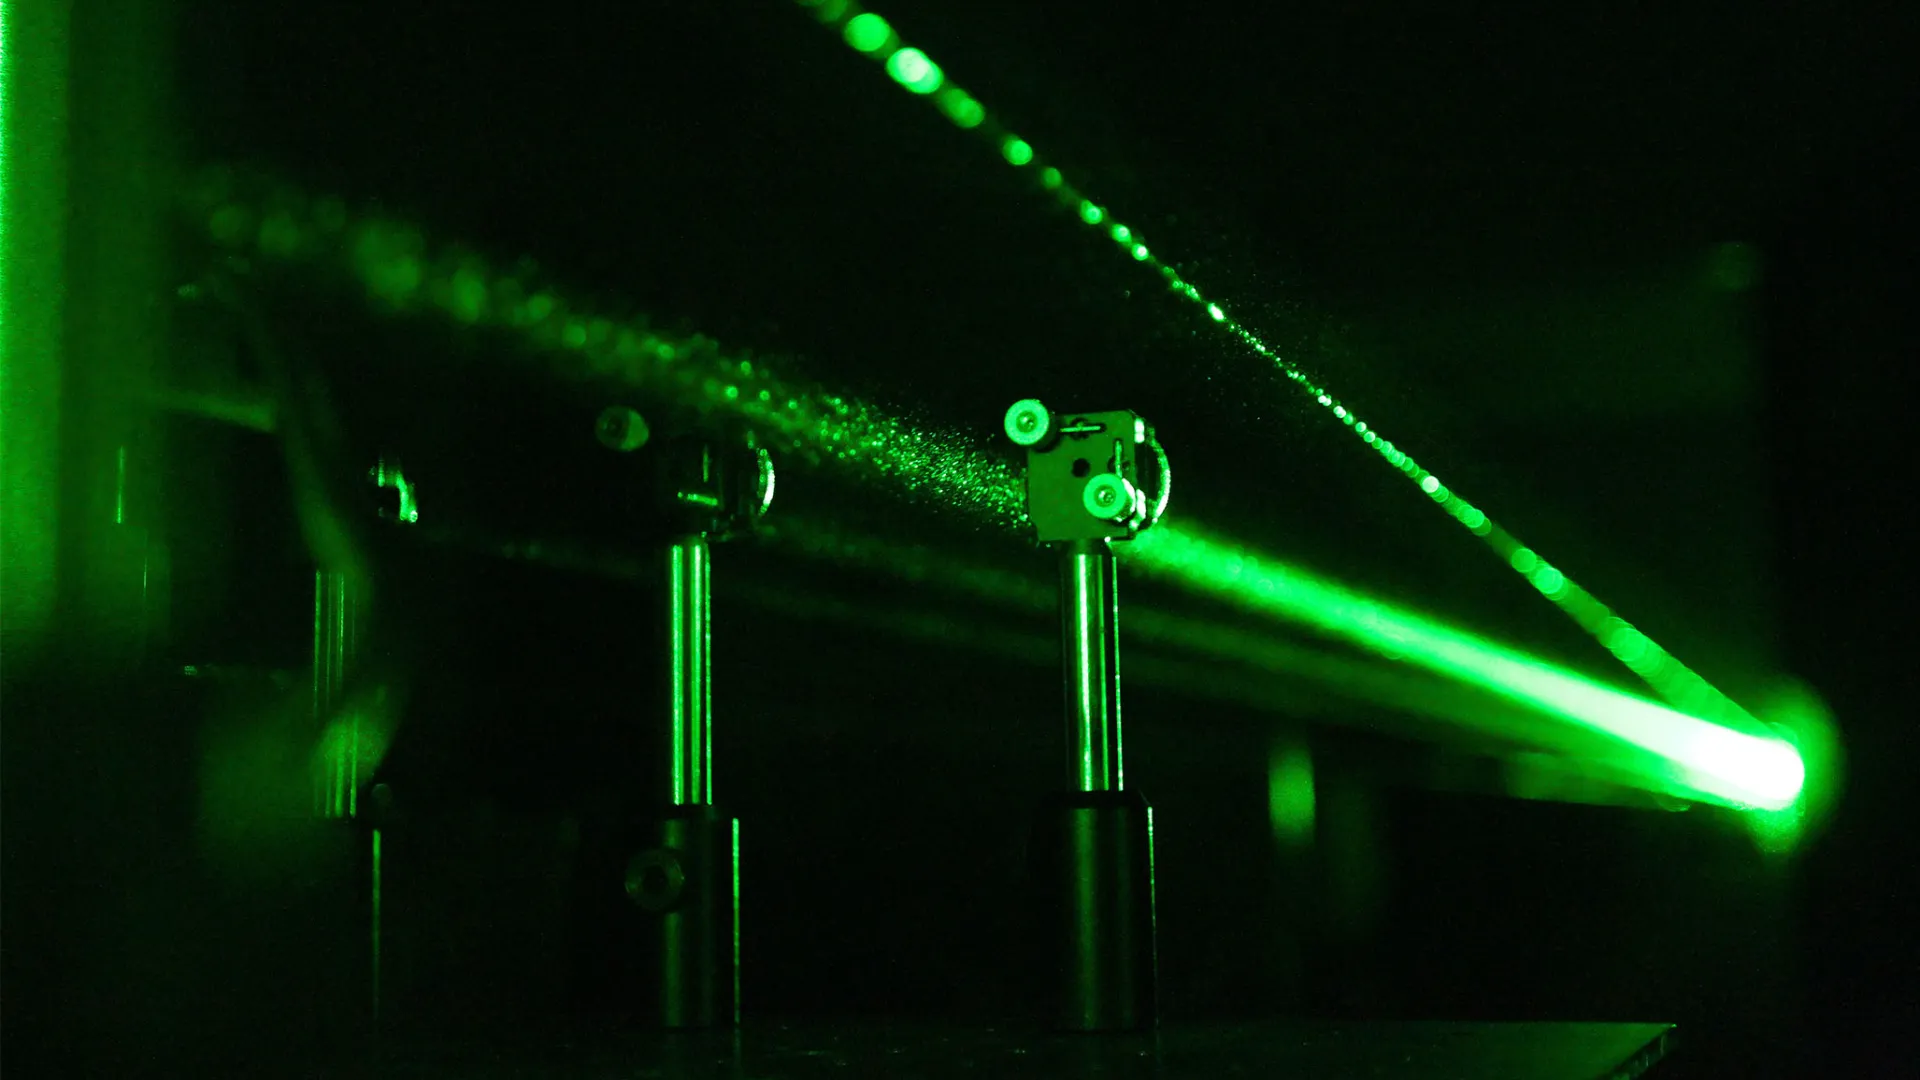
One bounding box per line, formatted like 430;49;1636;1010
185;167;1027;531
799;0;1778;744
187;161;1803;809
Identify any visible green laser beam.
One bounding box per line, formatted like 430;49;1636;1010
1126;523;1803;809
185;167;1027;531
793;0;1763;736
771;513;1804;809
189;170;1805;812
765;514;1587;743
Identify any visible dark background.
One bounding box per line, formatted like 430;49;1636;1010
5;1;1917;1076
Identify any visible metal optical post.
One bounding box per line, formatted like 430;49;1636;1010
599;405;773;1028
1004;398;1170;1032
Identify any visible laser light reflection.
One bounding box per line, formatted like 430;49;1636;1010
1127;523;1807;811
795;0;1766;739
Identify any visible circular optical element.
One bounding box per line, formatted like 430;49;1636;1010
1082;473;1137;522
1004;399;1052;447
595;406;650;452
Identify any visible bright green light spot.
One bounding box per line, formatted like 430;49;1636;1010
1606;622;1651;664
1268;741;1316;847
1531;564;1566;596
1079;201;1105;225
885;48;943;93
1110;224;1131;243
1510;548;1539;574
1207;304;1225;321
937;88;984;128
1420;475;1440;494
1040;167;1062;189
843;13;892;53
1002;138;1033;166
1132;244;1149;261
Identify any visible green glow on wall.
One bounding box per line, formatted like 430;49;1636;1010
0;0;68;656
1268;740;1316;848
794;0;1768;738
1126;524;1806;810
1737;679;1841;854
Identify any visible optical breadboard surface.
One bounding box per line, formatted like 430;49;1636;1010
351;1020;1675;1078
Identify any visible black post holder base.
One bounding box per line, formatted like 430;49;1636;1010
1030;789;1158;1032
621;804;740;1028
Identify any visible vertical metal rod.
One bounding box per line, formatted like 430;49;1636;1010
371;827;383;1019
314;570;359;818
731;817;742;1014
667;536;713;805
1060;539;1123;792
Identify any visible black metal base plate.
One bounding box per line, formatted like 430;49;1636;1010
357;1020;1672;1079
